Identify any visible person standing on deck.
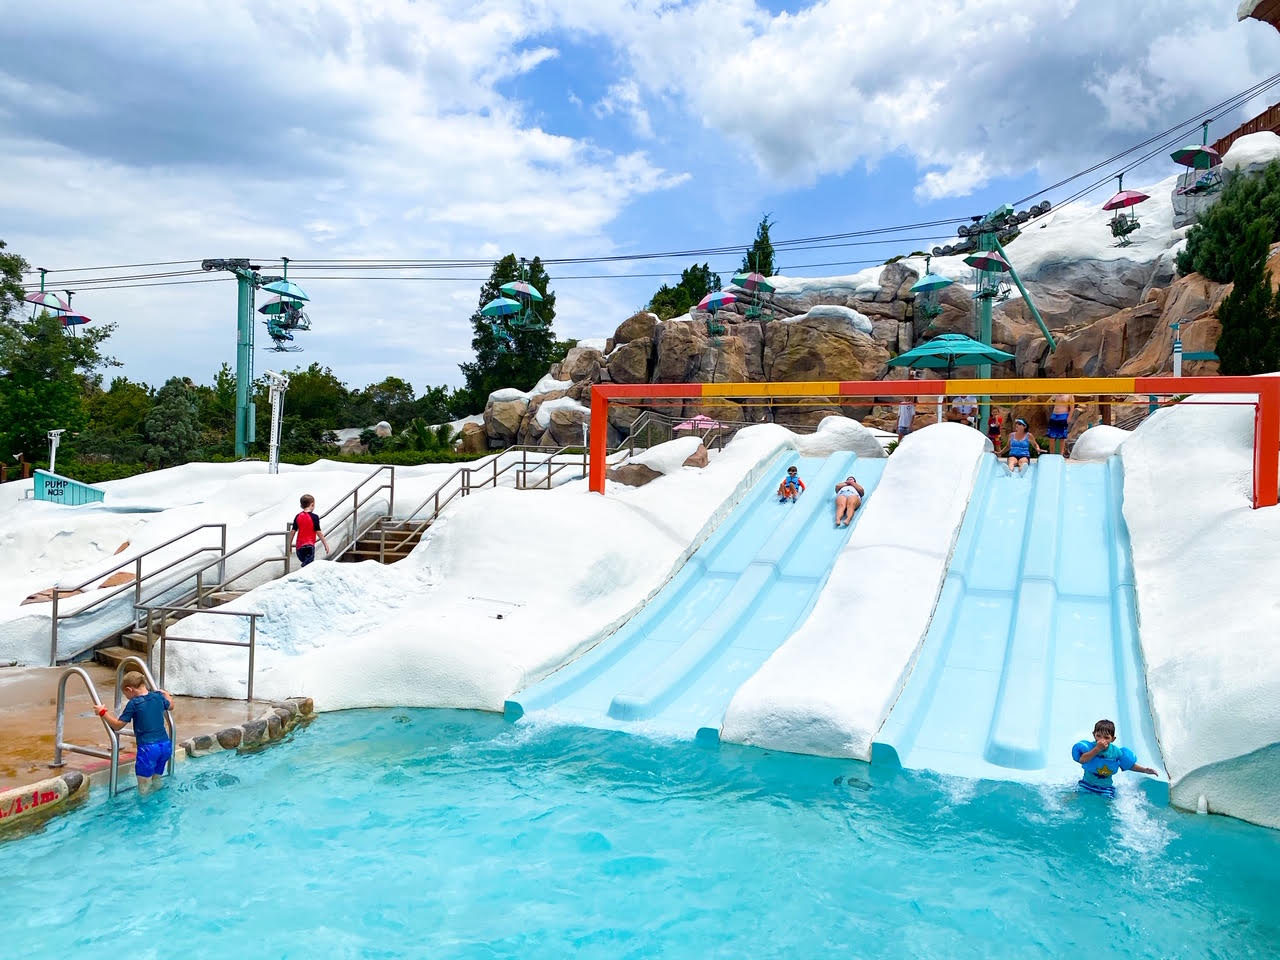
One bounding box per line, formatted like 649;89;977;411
1047;394;1077;456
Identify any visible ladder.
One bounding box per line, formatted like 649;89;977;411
52;658;177;797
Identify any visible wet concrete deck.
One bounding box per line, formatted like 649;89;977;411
0;663;275;792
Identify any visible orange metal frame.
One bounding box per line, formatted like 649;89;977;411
589;376;1280;509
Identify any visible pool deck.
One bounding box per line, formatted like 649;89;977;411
0;663;277;793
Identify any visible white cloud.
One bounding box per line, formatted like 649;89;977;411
593;79;654;139
0;0;687;391
553;0;1280;199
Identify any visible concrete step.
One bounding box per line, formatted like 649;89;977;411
122;631;153;653
204;590;245;606
339;546;414;564
95;646;145;670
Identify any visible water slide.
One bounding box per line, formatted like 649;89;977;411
506;451;886;739
875;454;1166;795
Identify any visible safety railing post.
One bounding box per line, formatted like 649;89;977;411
50;589;59;667
219;524;227;585
247;616;257;702
159;617;167;689
283;529;291;575
351;489;358;547
388;466;395;519
196;569;203;608
53;675;67;767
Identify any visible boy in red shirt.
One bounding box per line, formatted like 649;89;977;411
287;493;330;567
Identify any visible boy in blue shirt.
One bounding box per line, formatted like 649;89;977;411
100;671;174;795
1072;719;1158;797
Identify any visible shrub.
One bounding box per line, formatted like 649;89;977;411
1176;159;1280;283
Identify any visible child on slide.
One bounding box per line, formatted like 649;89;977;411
834;476;864;527
999;418;1041;474
1072;719;1159;797
777;465;805;503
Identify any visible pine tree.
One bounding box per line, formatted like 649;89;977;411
1177;160;1280;283
144;377;202;466
647;262;722;319
741;214;776;277
457;254;565;412
1215;217;1280;376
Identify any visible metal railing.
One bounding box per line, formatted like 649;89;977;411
51;658;174;797
49;524;228;665
183;465;394;610
144;604;262;701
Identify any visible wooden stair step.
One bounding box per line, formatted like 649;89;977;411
95;646;144;669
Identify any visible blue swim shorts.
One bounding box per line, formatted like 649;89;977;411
296;544;316;567
135;740;171;778
1047;414;1069;439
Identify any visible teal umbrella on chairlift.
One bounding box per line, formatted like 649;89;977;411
258;295;305;316
910;272;954;294
480;297;523;317
499;280;544;301
888;333;1014;379
262;279;310;301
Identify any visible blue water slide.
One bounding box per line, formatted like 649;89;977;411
506;450;886;740
876;455;1165;797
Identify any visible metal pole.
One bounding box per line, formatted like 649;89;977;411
234;273;253;457
387;466;395;519
1172;320;1184;378
53;673;67;766
247;617;257;702
50;590;59;666
219;524;227;585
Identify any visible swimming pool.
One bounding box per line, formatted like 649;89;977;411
4;710;1278;959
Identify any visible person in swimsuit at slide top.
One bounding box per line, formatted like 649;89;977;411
1047;393;1077;456
834;476;865;527
999;418;1041;474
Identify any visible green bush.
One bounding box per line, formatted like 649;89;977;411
1176;159;1280;282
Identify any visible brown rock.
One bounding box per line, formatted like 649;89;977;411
682;443;710;468
459;421;488;455
21;587;83;606
614;311;659;344
266;713;283;740
546;403;590;447
216;727;244;750
114;541;130;555
485;396;529;444
298;698;315;716
607;462;663;487
99;571;136;589
607;337;653;383
560;346;605;382
763;316;890;382
653;321;752;383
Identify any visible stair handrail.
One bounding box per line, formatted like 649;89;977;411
144;604;263;701
51;666;122;797
182;465;395;608
397;444;570;530
49;523;228;666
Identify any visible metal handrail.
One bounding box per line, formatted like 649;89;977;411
51;666;121;797
145;604;263;701
50;523;228;665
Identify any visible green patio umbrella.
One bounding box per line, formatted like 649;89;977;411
888;333;1015;378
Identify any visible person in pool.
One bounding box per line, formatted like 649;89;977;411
1072;719;1159;797
777;465;805;503
834;476;865;527
99;671;173;795
999;418;1041;474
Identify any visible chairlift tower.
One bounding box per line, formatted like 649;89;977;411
201;258;312;457
933;202;1058;423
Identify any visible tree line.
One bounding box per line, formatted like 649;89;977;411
0;243;574;480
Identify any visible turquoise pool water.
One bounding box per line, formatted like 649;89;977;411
4;710;1278;959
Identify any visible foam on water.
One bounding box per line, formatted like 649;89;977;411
2;710;1277;960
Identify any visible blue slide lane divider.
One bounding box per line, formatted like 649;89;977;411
875;455;1166;799
505;450;887;741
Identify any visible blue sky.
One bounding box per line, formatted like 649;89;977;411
3;0;1278;395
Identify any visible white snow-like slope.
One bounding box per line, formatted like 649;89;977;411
1070;424;1131;462
1120;390;1280;828
791;304;874;334
487;372;570;404
1222;131;1280;171
162;419;877;709
720;422;987;758
629;436;704;474
534;396;588;428
0;455;558;664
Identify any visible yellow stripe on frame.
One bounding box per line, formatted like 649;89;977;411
701;381;843;398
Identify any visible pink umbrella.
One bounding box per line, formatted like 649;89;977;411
24;291;70;312
674;414;723;430
1102;190;1149;211
697;291;737;312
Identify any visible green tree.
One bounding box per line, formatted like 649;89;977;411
647;262;722;319
0;309;119;465
80;377;154;461
457;254;563;412
741;213;776;277
144;377;202;466
1214;217;1280;376
358;375;417;427
0;239;24;322
193;363;236;455
1177;160;1280;282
